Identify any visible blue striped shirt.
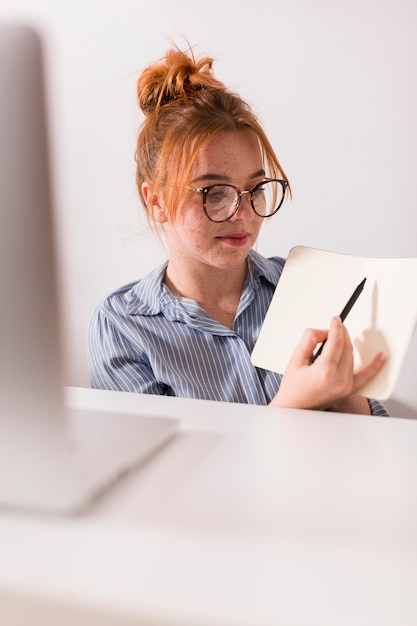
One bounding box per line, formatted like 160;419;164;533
87;251;389;416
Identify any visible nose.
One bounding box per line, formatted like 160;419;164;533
229;190;254;221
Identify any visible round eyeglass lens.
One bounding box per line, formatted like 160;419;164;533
204;185;238;221
251;180;284;217
204;180;285;221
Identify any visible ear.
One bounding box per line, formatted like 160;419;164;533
141;182;168;223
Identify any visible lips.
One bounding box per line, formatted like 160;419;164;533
216;232;250;247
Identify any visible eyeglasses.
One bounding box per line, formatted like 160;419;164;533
188;179;288;223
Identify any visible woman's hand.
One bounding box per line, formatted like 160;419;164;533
269;316;386;413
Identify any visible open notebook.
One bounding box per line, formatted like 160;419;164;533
251;245;417;400
0;23;178;513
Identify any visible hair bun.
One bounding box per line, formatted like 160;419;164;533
137;46;225;115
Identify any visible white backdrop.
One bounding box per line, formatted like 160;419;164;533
1;0;416;417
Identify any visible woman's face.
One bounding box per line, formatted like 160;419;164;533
160;129;266;273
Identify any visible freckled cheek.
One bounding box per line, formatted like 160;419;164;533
174;220;214;251
178;209;218;237
190;228;219;251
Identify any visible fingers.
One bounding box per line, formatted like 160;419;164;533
323;316;348;365
332;317;355;373
290;327;328;367
278;318;388;412
291;317;350;368
308;316;352;368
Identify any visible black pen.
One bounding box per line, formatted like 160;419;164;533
310;277;367;363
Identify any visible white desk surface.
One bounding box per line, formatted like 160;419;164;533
1;387;417;625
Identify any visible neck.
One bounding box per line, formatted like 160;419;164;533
164;259;249;328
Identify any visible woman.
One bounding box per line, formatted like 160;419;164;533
87;46;388;415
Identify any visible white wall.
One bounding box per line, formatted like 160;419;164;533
1;0;416;417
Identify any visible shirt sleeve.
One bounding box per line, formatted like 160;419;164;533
87;306;166;395
368;398;390;416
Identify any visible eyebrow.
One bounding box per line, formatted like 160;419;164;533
190;169;266;185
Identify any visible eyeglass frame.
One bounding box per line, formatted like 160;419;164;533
188;178;289;222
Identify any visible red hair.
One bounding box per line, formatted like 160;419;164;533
135;46;290;226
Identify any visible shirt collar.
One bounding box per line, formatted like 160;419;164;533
125;250;280;318
246;249;282;289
